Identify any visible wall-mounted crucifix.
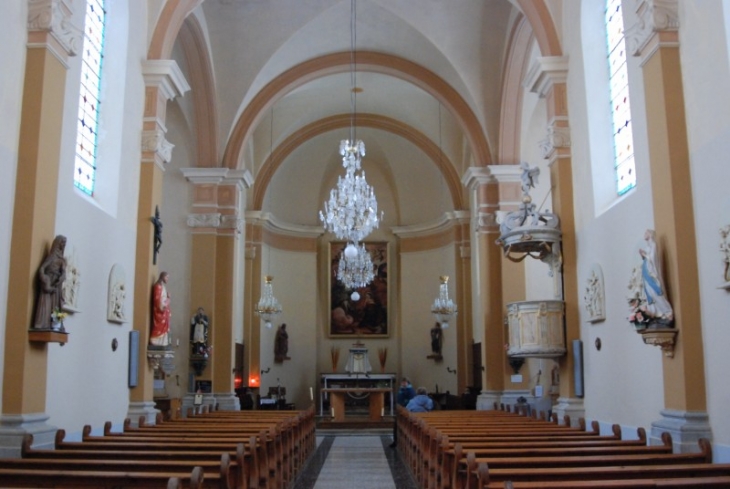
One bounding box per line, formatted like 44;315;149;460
150;205;163;265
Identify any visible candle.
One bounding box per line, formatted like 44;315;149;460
331;407;335;417
310;387;314;401
381;407;384;417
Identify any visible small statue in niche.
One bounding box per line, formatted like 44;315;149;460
274;323;290;363
33;235;67;330
190;307;209;355
427;322;443;360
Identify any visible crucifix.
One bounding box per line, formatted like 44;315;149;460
150;205;163;265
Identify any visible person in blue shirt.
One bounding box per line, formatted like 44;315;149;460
405;387;434;412
390;377;416;448
396;377;415;407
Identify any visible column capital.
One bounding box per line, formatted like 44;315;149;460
27;0;82;64
524;56;569;98
181;168;254;191
626;0;679;62
539;119;572;161
142;60;191;101
141;128;174;168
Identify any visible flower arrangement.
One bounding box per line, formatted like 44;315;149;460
377;347;388;372
192;344;213;358
330;346;340;372
628;298;653;330
51;309;68;331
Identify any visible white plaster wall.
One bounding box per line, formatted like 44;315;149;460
680;0;730;462
560;0;665;434
0;0;27;413
258;246;318;409
399;246;458;395
46;0;147;436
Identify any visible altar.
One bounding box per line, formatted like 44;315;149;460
322;387;391;422
319;373;396;418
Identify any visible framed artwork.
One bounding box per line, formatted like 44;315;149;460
329;241;389;337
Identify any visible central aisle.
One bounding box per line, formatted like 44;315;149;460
294;434;418;489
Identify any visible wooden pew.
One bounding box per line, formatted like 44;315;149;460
0;465;206;488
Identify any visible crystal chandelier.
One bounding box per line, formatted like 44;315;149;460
320;140;381;243
255;275;282;329
431;276;457;328
319;0;382;247
337;242;375;290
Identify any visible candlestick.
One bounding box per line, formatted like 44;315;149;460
381;407;384;417
331;407;334;418
310;387;314;401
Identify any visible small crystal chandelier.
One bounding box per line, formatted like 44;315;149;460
337;242;375;292
431;275;457;328
255;275;282;329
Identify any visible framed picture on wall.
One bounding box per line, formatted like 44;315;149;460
329;241;389;337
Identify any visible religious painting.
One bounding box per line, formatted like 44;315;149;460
329;242;389;337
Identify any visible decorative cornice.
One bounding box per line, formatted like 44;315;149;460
392;211;470;239
181;168;254;190
187;213;221;228
462;166;496;191
524;56;569;98
141;60;191;100
244;211;323;239
141;129;174;166
220;215;244;233
27;0;82;58
538;122;572;159
625;0;679;57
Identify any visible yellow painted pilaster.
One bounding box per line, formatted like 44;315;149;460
638;36;706;413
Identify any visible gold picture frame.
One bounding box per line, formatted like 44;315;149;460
328;241;389;337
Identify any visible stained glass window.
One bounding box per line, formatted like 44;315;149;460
605;0;635;195
74;0;106;195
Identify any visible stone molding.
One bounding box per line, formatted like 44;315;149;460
523;56;569;98
187;213;222;228
539;122;571;159
141;129;174;165
626;0;679;57
27;0;82;58
141;60;191;101
650;409;711;453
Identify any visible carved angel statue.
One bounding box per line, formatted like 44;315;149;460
519;161;540;196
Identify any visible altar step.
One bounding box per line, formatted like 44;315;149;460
316;415;394;433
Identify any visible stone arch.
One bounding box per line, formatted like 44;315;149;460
253;113;465;212
178;15;219;167
222;51;492;172
147;0;204;60
515;0;562;56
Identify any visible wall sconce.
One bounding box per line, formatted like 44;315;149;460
261;367;270;375
446;367;457;374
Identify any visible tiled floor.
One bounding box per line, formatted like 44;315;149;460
293;434;419;489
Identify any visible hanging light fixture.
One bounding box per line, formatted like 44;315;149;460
430;104;457;328
319;0;382;245
431;275;457;328
337;242;375;291
255;275;282;329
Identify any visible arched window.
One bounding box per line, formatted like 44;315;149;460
605;0;635;195
74;0;106;195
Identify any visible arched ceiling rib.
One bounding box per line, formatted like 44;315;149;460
253;113;465;211
222;51;492;172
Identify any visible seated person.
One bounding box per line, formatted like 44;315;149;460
405;387;434;412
